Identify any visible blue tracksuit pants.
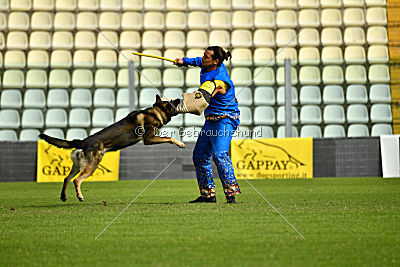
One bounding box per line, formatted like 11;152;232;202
192;117;241;198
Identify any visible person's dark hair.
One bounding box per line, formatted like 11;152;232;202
206;46;232;66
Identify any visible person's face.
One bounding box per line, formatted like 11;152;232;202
202;49;219;69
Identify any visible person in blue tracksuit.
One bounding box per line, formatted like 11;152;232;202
174;46;241;204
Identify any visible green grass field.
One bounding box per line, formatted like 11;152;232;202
1;178;399;266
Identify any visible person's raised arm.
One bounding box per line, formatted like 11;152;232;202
174;57;202;67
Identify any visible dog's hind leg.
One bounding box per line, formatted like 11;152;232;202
60;149;81;202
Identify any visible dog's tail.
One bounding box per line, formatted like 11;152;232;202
39;134;83;149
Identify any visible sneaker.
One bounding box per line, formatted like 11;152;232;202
189;196;216;203
226;195;237;204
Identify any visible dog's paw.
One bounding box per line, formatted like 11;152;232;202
176;141;185;148
60;197;67;202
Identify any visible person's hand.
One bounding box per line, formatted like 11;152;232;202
212;85;227;97
174;58;184;67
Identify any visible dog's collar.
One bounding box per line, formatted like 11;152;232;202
153;106;167;126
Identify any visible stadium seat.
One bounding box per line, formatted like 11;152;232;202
370;104;392;123
299;9;320;27
138;49;162;67
66;128;88;140
367;26;388;44
277;48;298;65
69;108;91;127
187;11;208;30
139;88;159;107
254;0;274;9
100;0;121;11
321;46;343;64
22;109;44;128
344;46;366;64
182;126;202;142
300;125;322;138
322;66;344;84
347;124;369;137
210;11;231;29
0;0;8;11
252;126;274;139
366;0;386;6
166;0;187;11
142;30;163;49
164;31;185;49
26;69;47;88
344;27;366;45
366;7;387;25
76;12;98;30
140;68;162;87
43;128;65;139
10;0;32;11
163;88;183;99
99;12;120;30
371;124;393;136
231;30;252;47
7;31;29;50
323;125;346;138
238;106;253;126
121;12;142;30
70;89;92;108
0;110;20;129
144;0;165;11
253;67;275;86
115;108;129;121
94;88;115;107
55;0;76;11
184;113;205;126
52;31;74;50
30;31;52;50
78;0;99;11
300;105;322;124
118;49;140;68
323;105;346;124
299;0;320;7
72;69;93;88
276;29;297;47
53;12;75;30
0;13;5;31
276;126;299;138
236;87;252;106
92;108;114;128
276;9;298;28
300;29;321;46
254;87;275;106
369;84;391;103
45;108;67;128
299;47;320;65
321;9;342;26
166;12;187;30
253;48;275;66
346;65;367;84
8;12;29;31
254;10;275;28
343;8;365;26
1;90;22;109
188;0;208;10
299;66;321;85
368;45;389;63
143;11;165;30
2;70;25;88
276;67;298;85
253;106;275;125
163;49;184;67
157;127;181;140
74;31;96;49
231;48;252;67
276;0;297;8
163;69;184;87
95;69;116;88
19;129;40;141
369;64;390;83
232;10;253;29
47;89;69;108
168;114;183;127
187;31;208;48
231;67;252;86
119;31;141;50
48;69;70;88
117;88;138;107
4;50;26;69
209;30;230;48
300;86;321;104
185;68;201;87
27;50;49;68
24;89;46;108
347;104;369;123
346;85;368;104
97;31;119;49
31;12;53;30
0;130;18;141
321;28;343;46
277;106;298;124
253;29;275;47
277;86;299;105
96;49;117;68
118;68;139;88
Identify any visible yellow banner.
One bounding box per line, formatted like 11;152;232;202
37;140;120;182
231;138;313;179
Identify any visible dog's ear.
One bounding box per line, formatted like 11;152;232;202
155;94;162;103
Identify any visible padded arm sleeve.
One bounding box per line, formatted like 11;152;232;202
182;57;203;67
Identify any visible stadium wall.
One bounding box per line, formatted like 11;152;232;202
0;137;382;182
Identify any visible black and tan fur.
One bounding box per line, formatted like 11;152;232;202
39;95;184;202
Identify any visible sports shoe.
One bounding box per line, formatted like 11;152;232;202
226;195;237;204
188;196;216;203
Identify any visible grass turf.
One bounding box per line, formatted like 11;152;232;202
0;178;399;266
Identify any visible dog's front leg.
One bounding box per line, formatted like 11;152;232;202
143;136;185;148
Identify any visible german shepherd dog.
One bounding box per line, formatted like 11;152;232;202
39;95;184;202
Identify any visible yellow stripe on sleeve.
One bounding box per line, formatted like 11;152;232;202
199;80;230;95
